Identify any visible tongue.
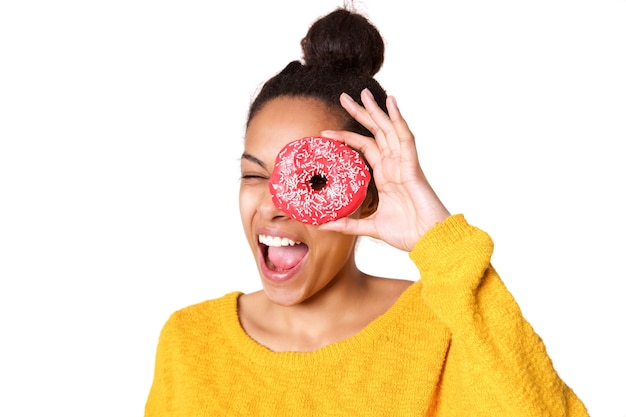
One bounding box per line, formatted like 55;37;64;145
267;244;308;270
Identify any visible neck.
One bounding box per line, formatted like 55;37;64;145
251;261;374;352
281;265;369;322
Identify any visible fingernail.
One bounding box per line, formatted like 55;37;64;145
363;88;375;101
389;95;398;109
341;92;356;102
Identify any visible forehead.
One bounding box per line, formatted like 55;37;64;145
243;97;346;168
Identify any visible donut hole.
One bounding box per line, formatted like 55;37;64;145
309;173;327;191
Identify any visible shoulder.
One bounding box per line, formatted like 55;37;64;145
363;276;424;325
366;275;415;307
366;279;449;349
159;292;241;341
370;276;414;295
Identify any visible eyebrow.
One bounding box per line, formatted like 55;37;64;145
240;153;267;170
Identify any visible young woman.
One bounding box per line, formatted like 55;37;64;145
145;7;588;416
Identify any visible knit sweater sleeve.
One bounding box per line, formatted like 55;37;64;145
410;214;588;416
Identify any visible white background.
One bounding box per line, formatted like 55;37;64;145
1;0;625;415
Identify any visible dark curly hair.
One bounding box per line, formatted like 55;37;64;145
246;7;389;140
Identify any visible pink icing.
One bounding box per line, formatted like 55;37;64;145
269;136;371;225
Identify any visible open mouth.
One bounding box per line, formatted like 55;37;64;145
259;234;309;272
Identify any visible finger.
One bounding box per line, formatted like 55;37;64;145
360;89;401;156
321;129;382;169
386;96;418;158
339;93;390;151
339;92;376;132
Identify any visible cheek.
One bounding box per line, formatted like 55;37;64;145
238;187;253;222
239;184;264;223
314;232;357;264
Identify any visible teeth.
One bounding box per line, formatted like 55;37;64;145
259;234;301;247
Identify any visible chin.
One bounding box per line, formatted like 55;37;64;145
260;284;309;307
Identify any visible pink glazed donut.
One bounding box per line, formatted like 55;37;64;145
269;136;371;225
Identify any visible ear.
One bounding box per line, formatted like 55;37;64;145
358;186;378;219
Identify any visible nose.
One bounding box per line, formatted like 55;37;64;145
257;187;289;221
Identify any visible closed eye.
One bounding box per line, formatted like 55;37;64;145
240;174;269;181
240;153;269;182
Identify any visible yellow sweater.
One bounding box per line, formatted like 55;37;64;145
144;214;588;416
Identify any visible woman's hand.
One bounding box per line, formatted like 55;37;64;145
318;88;450;252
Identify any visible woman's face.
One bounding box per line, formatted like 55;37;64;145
240;97;361;307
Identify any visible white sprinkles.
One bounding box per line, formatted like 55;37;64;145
269;136;371;225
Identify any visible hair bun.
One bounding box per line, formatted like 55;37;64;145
300;8;385;77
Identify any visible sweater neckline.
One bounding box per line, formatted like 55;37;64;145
220;281;421;369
